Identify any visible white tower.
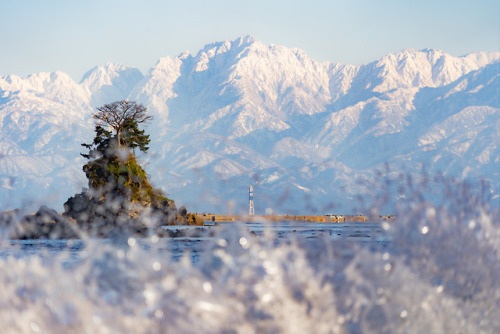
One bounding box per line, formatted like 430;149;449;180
249;186;255;216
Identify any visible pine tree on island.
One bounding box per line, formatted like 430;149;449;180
92;100;152;152
64;100;203;235
80;101;155;199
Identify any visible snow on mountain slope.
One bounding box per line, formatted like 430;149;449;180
0;72;89;108
130;56;183;123
315;62;499;172
131;36;332;138
0;36;499;212
80;62;144;107
0;72;93;158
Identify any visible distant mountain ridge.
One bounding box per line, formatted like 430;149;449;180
1;36;499;213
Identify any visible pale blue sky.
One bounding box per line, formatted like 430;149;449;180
1;0;498;81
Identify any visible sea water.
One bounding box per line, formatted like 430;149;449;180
0;179;499;333
0;222;387;264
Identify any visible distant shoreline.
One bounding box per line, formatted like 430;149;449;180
197;214;396;223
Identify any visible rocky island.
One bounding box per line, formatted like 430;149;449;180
0;101;203;240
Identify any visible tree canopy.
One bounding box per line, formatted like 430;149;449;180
121;118;151;155
80;125;112;160
82;101;151;160
92;100;152;149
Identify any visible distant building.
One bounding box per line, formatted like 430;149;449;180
249;186;255;216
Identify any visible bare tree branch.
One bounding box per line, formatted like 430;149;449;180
92;100;152;148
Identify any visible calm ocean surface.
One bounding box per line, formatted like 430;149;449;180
0;221;389;263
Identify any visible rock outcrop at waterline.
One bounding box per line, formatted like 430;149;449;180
0;180;203;239
62;101;204;236
63;188;203;238
0;206;80;239
61;152;204;237
0;202;204;240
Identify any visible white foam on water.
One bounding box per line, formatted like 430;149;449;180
0;178;499;333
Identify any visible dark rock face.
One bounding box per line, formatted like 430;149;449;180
0;198;205;240
0;206;79;239
177;206;205;226
62;190;204;238
0;202;204;240
70;138;204;237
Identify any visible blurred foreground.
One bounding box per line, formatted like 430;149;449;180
0;177;498;333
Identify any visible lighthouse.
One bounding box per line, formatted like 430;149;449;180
249;186;255;216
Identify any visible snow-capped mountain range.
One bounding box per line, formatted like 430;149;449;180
1;36;499;214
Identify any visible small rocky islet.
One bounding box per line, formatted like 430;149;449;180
0;101;204;240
